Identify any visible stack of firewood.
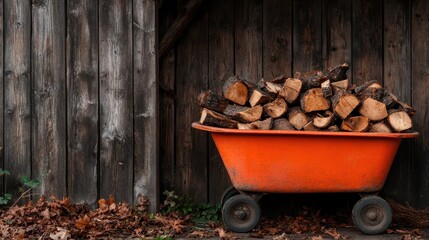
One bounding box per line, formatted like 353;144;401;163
197;63;415;132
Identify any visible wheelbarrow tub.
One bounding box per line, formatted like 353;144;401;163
192;123;418;193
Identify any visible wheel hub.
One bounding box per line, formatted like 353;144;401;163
235;209;247;219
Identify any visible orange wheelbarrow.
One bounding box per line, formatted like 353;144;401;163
192;122;419;234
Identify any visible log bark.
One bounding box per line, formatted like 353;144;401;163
387;110;413;132
249;89;273;107
354;80;381;95
271;74;287;83
382;91;399;109
301;70;328;90
325;63;349;82
331;89;360;119
222;76;249;105
341;116;370;132
370;122;392;133
313;110;334;128
263;97;287;118
300;88;330;113
397;101;416;116
223;104;263;123
198;90;229;112
356;81;384;101
287;107;309;130
359;98;388;121
272;118;295;130
279;78;302;103
200;108;237;128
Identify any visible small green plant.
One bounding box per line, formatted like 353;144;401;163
0;168;40;206
153;236;173;240
161;190;221;221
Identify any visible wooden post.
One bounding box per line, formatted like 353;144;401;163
67;0;98;206
32;0;66;198
133;0;159;212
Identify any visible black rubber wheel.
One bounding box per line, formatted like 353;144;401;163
221;186;239;206
222;195;261;233
352;195;392;235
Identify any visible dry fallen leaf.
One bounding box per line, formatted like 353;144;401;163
273;233;290;240
41;208;50;220
75;215;91;230
49;227;71;240
324;228;341;240
311;236;324;240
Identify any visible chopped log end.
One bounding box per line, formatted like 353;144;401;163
370;122;392;133
272;118;295;130
303;121;318;131
198;90;229;112
332;90;360;119
200;108;237;129
238;118;273;130
222;76;249;105
249;89;273;107
359;98;388;121
331;79;350;92
287;107;309;130
313;111;334;128
263;98;288;119
326;125;340;132
388;111;413;132
300;88;330;113
341;116;370;132
264;81;283;94
279;78;302;103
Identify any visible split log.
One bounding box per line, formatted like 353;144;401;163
264;81;283;94
238;118;273;130
272;118;295;130
303;121;318;131
249;89;273;107
272;74;287;83
321;79;332;97
313;111;334;128
222;76;249;105
370;122;392;133
355;81;384;101
359;98;388;121
279;78;302;103
200;108;237;129
341;116;370;132
301;70;328;90
263;98;288;119
331;79;350;91
198;90;228;112
387;110;413;132
300;88;330;113
397;101;416;116
326;125;340;132
382;91;399;109
331;89;360;119
287;107;309;130
325;63;349;82
224;105;263;123
354;80;381;95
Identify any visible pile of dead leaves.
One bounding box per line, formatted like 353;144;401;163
0;195;191;239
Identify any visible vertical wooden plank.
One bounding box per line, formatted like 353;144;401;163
99;0;133;202
382;0;412;205
293;0;323;72
323;0;352;70
235;0;263;83
175;2;208;203
4;0;31;196
159;0;176;196
411;0;429;209
263;0;292;79
32;0;66;197
67;0;98;205
352;0;382;85
208;0;234;204
0;0;4;193
133;0;159;212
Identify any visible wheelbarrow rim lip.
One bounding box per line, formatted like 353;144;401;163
191;122;419;139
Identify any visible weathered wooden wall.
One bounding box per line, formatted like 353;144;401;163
160;0;429;209
0;0;158;211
